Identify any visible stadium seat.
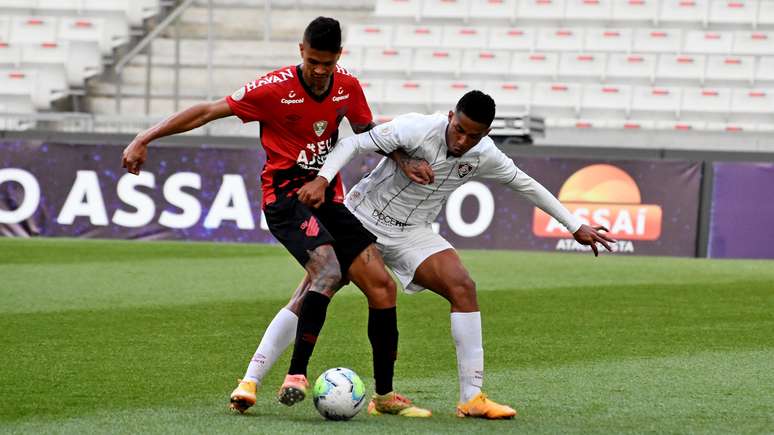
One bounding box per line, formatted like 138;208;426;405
0;42;21;67
611;0;659;25
559;53;606;81
632;28;682;53
510;52;558;80
9;16;57;44
442;26;488;49
759;1;774;26
0;17;9;42
654;119;707;131
374;0;422;21
517;0;566;21
421;0;470;21
607;53;656;83
461;50;510;78
683;30;733;54
709;0;757;26
631;86;681;119
359;78;384;107
393;25;442;48
564;0;612;22
382;79;432;113
411;48;462;77
658;0;708;26
80;0;160;27
432;80;483;109
536;27;584;51
346;24;394;48
482;81;531;112
363;47;411;77
754;57;774;85
583;28;632;53
58;16;130;56
469;0;518;22
487;27;535;51
581;84;631;118
21;40;102;86
680;87;731;120
339;48;363;75
530;82;581;117
733;31;774;56
0;68;67;109
705;55;754;85
730;88;774;122
657;54;706;84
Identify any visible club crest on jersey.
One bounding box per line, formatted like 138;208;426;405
458;162;474;177
313;120;328;137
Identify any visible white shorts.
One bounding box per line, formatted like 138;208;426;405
351;207;453;293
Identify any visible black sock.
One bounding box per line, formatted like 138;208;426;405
368;306;398;395
288;291;330;376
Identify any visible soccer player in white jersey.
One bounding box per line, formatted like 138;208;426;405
297;90;616;419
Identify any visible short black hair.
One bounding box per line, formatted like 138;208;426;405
303;17;342;53
456;90;496;126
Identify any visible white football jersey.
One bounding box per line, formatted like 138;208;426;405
319;112;580;233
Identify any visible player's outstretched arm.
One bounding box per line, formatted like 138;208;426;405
122;98;233;175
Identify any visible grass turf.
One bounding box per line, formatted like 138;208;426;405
0;238;773;434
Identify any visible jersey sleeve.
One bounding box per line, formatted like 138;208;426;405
478;144;582;233
345;78;373;127
366;113;427;155
225;80;270;123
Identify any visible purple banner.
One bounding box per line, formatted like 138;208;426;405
1;141;702;256
709;162;774;259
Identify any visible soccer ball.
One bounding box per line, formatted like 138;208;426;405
312;367;367;421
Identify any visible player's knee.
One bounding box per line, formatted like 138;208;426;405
449;277;478;311
365;275;397;307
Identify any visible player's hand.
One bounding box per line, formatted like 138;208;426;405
572;224;617;257
298;176;328;208
398;156;434;185
122;137;148;175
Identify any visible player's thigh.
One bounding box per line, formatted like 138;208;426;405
413;249;477;304
347;244;397;307
263;195;336;269
316;201;380;279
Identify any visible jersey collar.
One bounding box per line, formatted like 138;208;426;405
295;64;334;103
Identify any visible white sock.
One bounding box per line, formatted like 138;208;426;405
450;311;484;403
243;308;298;385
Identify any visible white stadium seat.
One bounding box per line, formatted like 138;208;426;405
559;53;607;81
461;50;510;78
730;88;774;122
0;68;67;109
680;87;731;120
432;80;483;109
659;0;708;26
510;52;558;80
683;30;733;54
339;48;363;75
631;86;681;119
469;0;518;22
358;78;384;107
611;0;659;25
709;0;757;26
21;40;102;86
346;24;393;48
0;17;10;42
632;28;682;53
583;28;632;53
393;25;442;48
705;55;755;84
530;82;581;117
581;84;631;117
441;26;488;49
564;0;612;22
759;1;774;26
536;27;584;51
421;0;469;20
382;80;432;112
657;54;706;84
517;0;566;21
412;48;462;77
80;0;160;27
487;27;535;51
9;16;57;44
374;0;422;21
733;31;774;56
607;53;656;83
482;81;531;112
363;47;411;76
58;16;130;56
0;42;21;66
754;57;774;84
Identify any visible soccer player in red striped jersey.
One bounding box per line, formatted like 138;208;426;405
121;17;430;417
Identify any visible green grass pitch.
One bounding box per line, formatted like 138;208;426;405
1;238;773;434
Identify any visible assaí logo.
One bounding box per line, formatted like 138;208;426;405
532;164;663;253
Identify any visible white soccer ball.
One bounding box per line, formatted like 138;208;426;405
312;367;367;421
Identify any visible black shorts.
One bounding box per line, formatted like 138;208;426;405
263;195;377;276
